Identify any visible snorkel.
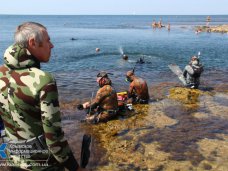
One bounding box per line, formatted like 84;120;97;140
125;62;137;82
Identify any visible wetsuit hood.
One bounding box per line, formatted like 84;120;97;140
4;44;40;69
98;77;112;87
97;71;108;78
97;71;112;87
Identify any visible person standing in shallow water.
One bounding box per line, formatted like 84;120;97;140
126;71;149;104
167;23;171;31
183;56;204;89
0;22;87;171
82;71;118;123
152;19;157;28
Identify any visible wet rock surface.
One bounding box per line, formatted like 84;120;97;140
196;25;228;33
61;86;228;170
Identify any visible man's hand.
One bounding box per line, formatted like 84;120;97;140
83;102;90;109
127;98;133;104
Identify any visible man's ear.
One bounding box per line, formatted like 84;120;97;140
28;38;36;48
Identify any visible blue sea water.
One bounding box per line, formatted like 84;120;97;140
0;15;228;101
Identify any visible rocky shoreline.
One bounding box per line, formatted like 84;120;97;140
196;24;228;33
1;84;227;170
59;84;228;170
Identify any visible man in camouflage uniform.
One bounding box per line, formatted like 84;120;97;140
82;71;118;123
0;22;86;171
125;70;149;104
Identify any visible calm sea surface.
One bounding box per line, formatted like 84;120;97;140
0;15;228;101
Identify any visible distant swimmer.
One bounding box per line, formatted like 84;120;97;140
206;16;211;27
152;20;157;28
96;48;100;52
195;29;202;34
152;19;166;29
136;57;145;64
158;18;163;28
122;54;128;60
71;37;77;40
168;23;170;31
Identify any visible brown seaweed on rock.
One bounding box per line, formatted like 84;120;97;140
60;86;228;170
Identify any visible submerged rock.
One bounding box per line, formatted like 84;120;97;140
169;87;203;109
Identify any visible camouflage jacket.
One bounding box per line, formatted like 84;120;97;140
91;84;118;111
0;44;78;170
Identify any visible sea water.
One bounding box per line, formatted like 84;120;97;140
0;15;228;101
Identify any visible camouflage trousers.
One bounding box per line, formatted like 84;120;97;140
86;110;117;123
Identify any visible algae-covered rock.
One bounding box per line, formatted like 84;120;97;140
210;25;228;33
60;86;228;170
192;112;209;119
196;24;228;33
169;87;202;108
197;138;228;170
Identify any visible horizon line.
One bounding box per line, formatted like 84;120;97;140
0;14;228;16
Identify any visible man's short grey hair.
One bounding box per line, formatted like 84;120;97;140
14;22;47;47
